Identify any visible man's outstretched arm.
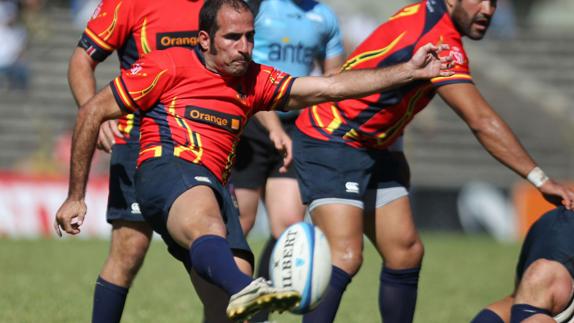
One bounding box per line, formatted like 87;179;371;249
438;82;574;209
54;86;124;236
285;43;453;110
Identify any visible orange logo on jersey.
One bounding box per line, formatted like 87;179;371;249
185;106;242;133
157;31;199;50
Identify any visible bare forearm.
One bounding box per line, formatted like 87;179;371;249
67;87;123;200
254;111;284;133
68;48;98;107
288;62;415;110
472;115;536;178
67;107;101;200
328;63;415;101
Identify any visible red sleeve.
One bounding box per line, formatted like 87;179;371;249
78;0;134;62
427;34;473;87
251;65;295;113
110;51;174;113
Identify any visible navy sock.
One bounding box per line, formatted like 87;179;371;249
303;266;352;323
510;304;550;323
190;235;252;295
249;236;277;323
379;266;420;323
92;276;128;323
471;309;505;323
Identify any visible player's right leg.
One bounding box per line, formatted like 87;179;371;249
365;196;423;323
293;129;373;323
136;157;300;322
511;259;573;323
92;144;152;323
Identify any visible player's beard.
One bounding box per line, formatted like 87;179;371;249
451;4;491;40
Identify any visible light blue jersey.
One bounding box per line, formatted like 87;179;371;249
252;0;344;77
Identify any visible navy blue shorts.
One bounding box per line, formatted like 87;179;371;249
516;207;574;281
135;157;253;267
230;119;297;189
107;144;144;223
292;128;410;207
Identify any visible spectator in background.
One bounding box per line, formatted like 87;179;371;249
0;0;29;92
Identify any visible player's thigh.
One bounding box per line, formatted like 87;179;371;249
168;185;227;248
265;177;306;238
312;203;364;274
364;149;421;267
234;186;263;235
366;196;423;268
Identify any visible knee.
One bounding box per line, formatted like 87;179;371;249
331;243;363;276
518;259;572;313
521;259;562;289
386;238;424;269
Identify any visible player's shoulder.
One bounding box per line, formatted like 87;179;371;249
301;0;339;23
141;47;196;68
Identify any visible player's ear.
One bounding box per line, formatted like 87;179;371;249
198;30;210;52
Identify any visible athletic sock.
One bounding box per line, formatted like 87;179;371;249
471;309;505;323
302;266;352;323
510;304;550;323
379;266;420;323
190;235;252;295
92;276;128;323
249;236;277;323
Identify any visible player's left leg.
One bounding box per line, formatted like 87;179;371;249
511;259;573;323
93;221;152;323
364;195;423;323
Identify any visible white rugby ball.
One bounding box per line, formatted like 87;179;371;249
270;222;332;314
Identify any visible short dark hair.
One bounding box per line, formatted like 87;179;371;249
199;0;253;40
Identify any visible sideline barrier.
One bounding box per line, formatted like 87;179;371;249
0;172;110;238
512;181;573;239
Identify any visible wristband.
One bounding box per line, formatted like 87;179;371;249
527;167;549;188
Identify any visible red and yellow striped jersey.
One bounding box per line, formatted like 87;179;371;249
295;0;473;150
110;47;295;183
78;0;203;144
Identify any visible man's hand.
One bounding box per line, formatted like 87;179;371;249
54;199;87;237
539;180;574;210
268;129;292;173
96;119;123;153
408;43;454;79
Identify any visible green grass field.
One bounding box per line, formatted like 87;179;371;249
0;233;520;323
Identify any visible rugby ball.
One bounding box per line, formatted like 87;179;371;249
270;222;332;314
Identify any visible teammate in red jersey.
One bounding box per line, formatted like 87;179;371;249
293;1;574;322
56;0;453;321
67;1;244;322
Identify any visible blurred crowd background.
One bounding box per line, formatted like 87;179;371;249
0;0;572;240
